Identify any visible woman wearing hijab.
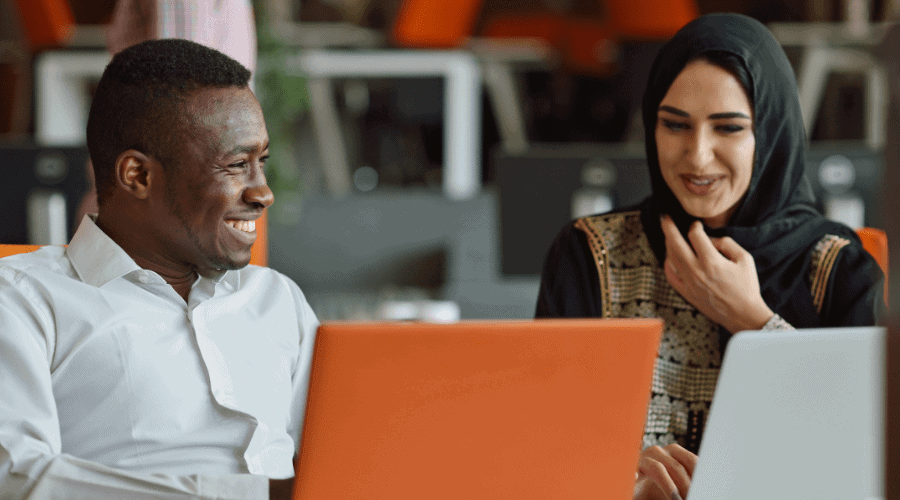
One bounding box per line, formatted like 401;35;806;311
535;13;884;500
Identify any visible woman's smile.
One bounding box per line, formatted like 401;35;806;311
680;174;727;195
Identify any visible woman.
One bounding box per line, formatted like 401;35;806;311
535;13;884;500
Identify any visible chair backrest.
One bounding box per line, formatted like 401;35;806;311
856;227;888;304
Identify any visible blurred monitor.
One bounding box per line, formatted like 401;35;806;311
496;142;884;277
805;142;884;230
496;144;651;277
0;144;90;245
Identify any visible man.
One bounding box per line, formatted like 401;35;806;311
0;39;315;499
78;0;259;222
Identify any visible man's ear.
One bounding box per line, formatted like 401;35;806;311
114;149;157;200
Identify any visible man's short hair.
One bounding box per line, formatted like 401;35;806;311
86;39;252;206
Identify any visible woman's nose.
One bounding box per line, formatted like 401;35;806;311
684;129;715;167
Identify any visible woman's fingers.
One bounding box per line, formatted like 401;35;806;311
711;236;752;266
660;215;696;266
686;221;720;262
665;443;699;478
637;445;692;500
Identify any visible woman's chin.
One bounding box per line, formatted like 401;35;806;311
680;205;729;228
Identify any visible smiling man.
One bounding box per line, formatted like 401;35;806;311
0;40;316;500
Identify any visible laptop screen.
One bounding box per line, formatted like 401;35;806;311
688;327;885;500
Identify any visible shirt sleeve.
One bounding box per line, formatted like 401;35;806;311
284;277;320;454
0;272;268;500
535;221;604;318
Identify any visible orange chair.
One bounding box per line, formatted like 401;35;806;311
1;210;269;266
857;227;888;305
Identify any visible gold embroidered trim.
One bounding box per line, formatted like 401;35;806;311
575;211;723;450
809;235;851;314
575;216;611;318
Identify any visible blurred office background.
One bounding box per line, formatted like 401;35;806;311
0;0;897;320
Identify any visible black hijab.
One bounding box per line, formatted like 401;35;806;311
638;13;859;326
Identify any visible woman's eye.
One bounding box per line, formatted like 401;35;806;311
717;124;746;134
661;119;688;131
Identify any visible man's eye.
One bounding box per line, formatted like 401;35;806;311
661;119;688;131
229;161;248;168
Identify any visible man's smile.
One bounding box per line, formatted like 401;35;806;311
225;219;256;233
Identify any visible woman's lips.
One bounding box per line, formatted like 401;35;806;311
680;174;725;195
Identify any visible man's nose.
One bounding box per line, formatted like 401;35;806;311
244;167;274;208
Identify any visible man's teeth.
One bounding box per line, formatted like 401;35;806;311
226;220;256;232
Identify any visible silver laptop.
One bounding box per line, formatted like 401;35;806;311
688;327;885;500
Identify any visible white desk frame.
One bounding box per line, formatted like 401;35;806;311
35;49;485;200
769;22;892;149
35;50;110;146
293;50;482;201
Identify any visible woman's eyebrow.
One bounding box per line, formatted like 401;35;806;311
708;111;751;120
658;105;689;117
658;105;751;120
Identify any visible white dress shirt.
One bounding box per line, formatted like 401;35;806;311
0;216;318;499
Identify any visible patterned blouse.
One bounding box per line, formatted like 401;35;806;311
568;210;849;451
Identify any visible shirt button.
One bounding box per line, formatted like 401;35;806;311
137;273;151;284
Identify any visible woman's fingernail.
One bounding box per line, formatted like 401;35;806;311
671;492;684;500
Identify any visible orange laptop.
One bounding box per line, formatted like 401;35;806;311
293;319;662;499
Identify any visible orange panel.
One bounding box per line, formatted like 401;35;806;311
15;0;75;50
857;227;888;305
562;19;618;76
606;0;698;39
2;222;268;267
249;208;268;267
0;244;44;258
394;0;484;48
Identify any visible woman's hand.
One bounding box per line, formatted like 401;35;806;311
660;215;773;333
633;444;698;500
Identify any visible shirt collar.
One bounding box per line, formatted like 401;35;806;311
67;214;238;290
67;215;143;288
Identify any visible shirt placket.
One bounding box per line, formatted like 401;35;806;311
187;277;267;475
